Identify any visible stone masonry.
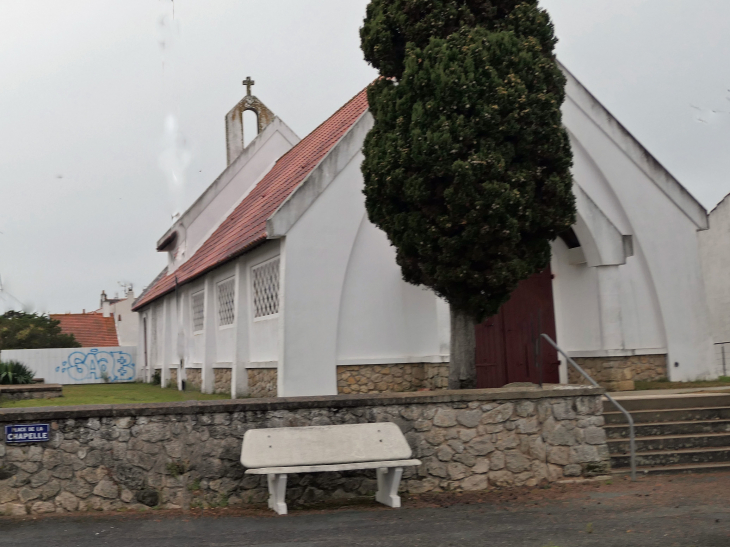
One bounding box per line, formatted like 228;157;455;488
185;369;202;391
213;369;232;395
247;369;277;398
0;385;62;401
0;385;608;515
337;363;450;394
570;355;667;391
168;369;178;389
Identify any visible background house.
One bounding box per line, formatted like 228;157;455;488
51;311;119;347
97;286;138;347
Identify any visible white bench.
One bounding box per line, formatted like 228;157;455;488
240;422;421;515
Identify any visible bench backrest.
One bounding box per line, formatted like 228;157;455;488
241;422;412;469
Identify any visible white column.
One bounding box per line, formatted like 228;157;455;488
178;288;189;391
596;265;624;350
160;298;170;388
202;277;216;394
276;239;287;398
231;258;250;398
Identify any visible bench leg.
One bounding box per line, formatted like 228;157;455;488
267;473;288;515
375;467;403;508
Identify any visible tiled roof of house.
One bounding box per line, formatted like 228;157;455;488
51;313;119;347
133;86;369;311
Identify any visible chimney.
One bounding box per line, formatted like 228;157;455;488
100;290;112;318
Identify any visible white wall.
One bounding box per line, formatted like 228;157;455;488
1;347;137;384
556;70;714;381
337;213;445;365
700;196;730;346
101;293;138;347
270;112;448;397
136;240;281;393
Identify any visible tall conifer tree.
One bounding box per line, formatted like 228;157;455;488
361;1;575;388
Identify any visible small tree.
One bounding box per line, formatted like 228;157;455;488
361;1;575;388
0;311;80;350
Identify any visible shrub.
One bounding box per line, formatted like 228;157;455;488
0;360;35;385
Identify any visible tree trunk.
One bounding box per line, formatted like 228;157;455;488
448;304;477;389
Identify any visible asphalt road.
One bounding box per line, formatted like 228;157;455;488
1;473;729;546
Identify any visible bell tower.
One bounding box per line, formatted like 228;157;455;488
224;76;276;165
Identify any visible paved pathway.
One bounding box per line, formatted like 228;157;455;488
1;473;729;546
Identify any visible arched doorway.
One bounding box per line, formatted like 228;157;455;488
475;267;560;388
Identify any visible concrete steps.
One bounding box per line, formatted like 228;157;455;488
605;419;730;438
608;432;730;453
605;393;730;475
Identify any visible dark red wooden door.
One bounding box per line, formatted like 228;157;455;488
475;267;560;388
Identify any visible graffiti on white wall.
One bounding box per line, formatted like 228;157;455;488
56;349;136;383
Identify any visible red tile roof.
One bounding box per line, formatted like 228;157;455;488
133;87;369;311
51;313;119;347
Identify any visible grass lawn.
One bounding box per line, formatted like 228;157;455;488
0;382;230;408
635;376;730;390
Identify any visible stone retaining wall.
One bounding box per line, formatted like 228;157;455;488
570;355;667;391
0;385;607;515
0;385;62;401
337;363;450;394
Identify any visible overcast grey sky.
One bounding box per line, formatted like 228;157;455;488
0;1;728;314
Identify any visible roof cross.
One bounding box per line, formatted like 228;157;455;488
243;76;255;96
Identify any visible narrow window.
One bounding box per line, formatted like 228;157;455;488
217;277;236;327
192;291;205;333
252;257;280;318
243;109;258;148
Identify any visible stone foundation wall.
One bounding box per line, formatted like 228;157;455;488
168;369;178;389
337;363;450;394
247;369;277;398
0;385;608;515
213;369;232;395
0;385;62;401
424;364;450;390
185;369;202;391
570;355;667;391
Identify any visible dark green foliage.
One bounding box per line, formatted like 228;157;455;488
361;0;549;79
361;2;575;321
0;311;80;350
0;360;35;385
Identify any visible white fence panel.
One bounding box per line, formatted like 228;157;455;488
0;346;138;384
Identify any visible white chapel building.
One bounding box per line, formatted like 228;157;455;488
133;67;716;398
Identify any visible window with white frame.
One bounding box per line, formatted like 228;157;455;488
252;257;280;318
192;291;205;333
217;277;235;327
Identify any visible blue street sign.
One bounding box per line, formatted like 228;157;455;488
4;424;50;444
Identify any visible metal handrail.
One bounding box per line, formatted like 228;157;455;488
540;334;636;481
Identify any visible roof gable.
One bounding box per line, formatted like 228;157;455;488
133;87;369;311
561;63;708;230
